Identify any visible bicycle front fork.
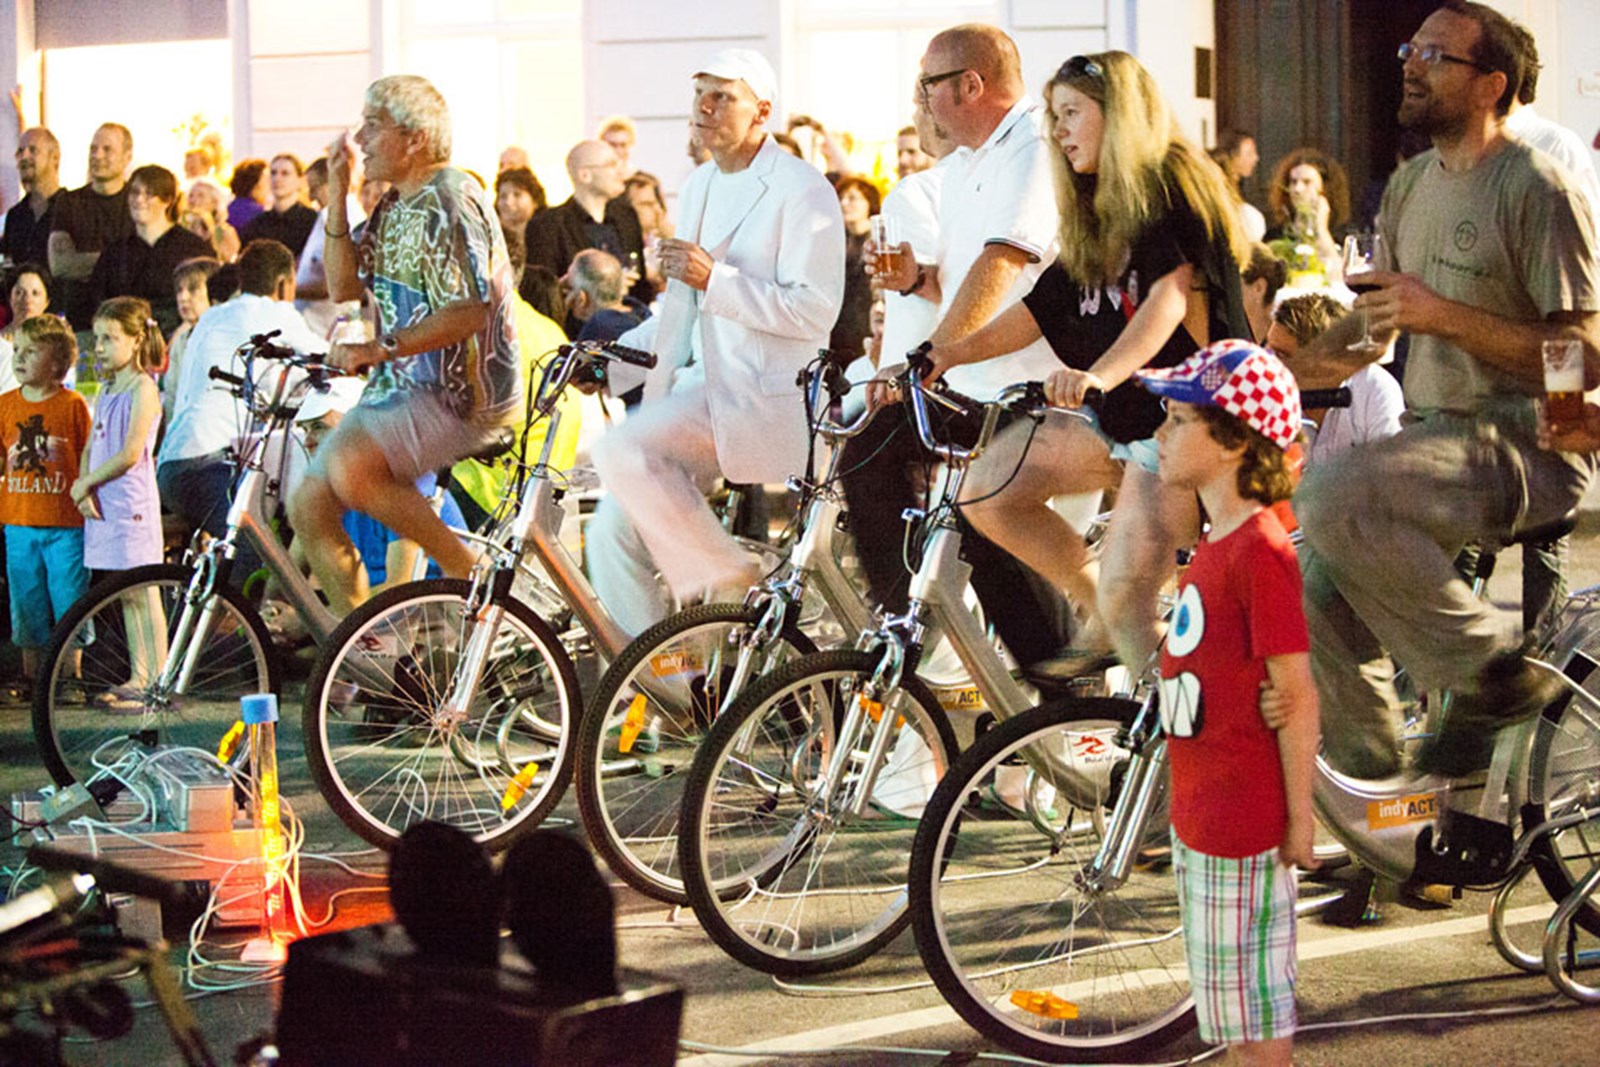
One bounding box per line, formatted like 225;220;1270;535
1083;729;1169;893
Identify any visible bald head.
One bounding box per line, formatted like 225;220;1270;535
566;139;626;204
926;24;1024;99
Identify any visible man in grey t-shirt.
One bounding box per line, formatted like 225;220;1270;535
1292;3;1599;779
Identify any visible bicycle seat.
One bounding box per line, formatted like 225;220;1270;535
463;430;515;465
1508;511;1578;547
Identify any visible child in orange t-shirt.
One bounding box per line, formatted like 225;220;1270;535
0;315;92;690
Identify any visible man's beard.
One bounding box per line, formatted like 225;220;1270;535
1398;83;1465;140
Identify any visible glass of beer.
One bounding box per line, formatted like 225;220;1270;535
870;215;903;278
1543;338;1585;426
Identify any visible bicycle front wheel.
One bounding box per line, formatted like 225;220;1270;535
576;602;816;904
909;699;1194;1063
33;565;277;789
678;648;957;976
302;579;581;852
1525;674;1600;937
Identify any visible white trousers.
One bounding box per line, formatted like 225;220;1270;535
587;383;755;637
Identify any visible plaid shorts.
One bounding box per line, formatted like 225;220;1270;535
1173;837;1298;1045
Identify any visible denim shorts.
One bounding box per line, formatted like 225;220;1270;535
1080;407;1161;475
6;525;88;649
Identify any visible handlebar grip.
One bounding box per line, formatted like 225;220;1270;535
1299;387;1353;410
28;844;190;906
937;383;984;417
208;367;245;387
1081;386;1106;410
602;342;657;369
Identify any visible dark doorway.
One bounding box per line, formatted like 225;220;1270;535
1215;0;1437;230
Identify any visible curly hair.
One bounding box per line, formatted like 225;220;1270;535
1265;148;1350;231
1195;404;1294;505
1045;51;1247;286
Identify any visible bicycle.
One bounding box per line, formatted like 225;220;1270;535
297;339;657;852
674;367;1128;977
905;535;1600;1061
30;335;348;790
572;361;886;904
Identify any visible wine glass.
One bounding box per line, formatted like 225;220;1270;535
1343;232;1386;355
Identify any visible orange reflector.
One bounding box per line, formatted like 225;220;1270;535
1010;989;1079;1020
619;693;649;754
216;720;246;763
500;762;540;810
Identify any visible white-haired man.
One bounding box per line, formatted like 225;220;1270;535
588;49;844;634
290;74;523;614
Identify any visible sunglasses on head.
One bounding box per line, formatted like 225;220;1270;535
1057;55;1104;80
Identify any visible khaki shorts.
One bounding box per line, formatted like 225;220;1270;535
341;390;509;482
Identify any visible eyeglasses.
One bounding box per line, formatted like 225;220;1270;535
917;68;970;101
1397;41;1492;73
1056;55;1104;80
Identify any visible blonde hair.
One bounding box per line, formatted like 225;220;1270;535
1046;51;1247;286
16;315;76;381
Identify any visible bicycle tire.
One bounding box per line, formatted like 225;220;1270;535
33;564;278;789
1524;682;1600;938
909;698;1195;1062
678;648;958;977
302;578;581;852
575;601;817;904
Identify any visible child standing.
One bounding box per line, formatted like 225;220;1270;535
72;298;167;705
162;257;220;428
1135;339;1320;1067
0;315;92;696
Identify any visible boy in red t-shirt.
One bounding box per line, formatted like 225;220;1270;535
0;315;92;691
1136;340;1320;1067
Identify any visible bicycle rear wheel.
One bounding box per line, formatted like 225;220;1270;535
302;579;580;852
678;649;957;976
909;699;1194;1063
33;565;277;789
1524;674;1600;937
576;601;816;904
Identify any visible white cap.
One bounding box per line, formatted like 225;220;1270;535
694;48;778;105
295;376;365;423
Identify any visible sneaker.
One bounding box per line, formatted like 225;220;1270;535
1414;651;1564;777
1023;647;1118;685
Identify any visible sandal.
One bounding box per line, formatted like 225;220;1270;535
91;686;150;715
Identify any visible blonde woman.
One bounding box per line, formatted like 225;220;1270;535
928;50;1251;676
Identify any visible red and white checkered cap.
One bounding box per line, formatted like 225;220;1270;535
1135;339;1302;450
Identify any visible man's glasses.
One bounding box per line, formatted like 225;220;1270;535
1057;55;1104;80
917;68;969;101
1397;41;1492;73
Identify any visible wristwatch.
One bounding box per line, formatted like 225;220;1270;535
378;333;400;359
897;265;927;298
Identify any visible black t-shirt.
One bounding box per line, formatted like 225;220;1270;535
51;183;134;329
1023;195;1247;443
87;224;216;336
0;190;60;267
829;230;872;360
240;202;319;259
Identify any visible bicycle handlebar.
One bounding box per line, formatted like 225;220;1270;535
558;338;658;370
1300;387;1353;410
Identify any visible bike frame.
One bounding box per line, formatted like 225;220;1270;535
161;359;337;697
842;377;1119;815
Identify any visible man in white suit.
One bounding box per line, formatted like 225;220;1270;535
588;49;845;635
